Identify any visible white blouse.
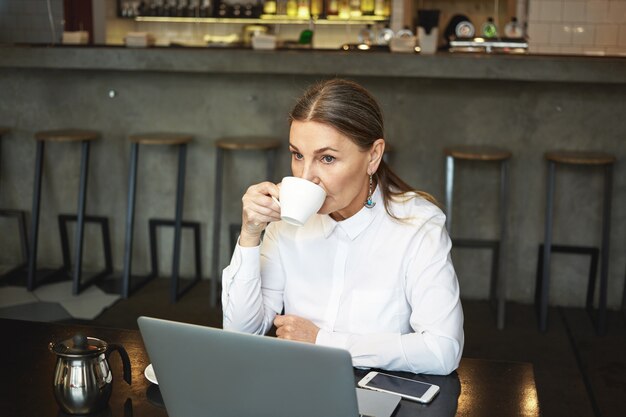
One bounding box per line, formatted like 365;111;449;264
222;187;464;375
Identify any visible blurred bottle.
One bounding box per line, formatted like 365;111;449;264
198;0;211;17
264;0;277;14
358;24;373;44
349;0;361;17
310;0;323;17
153;0;163;16
373;0;382;16
276;0;288;14
176;0;187;16
482;17;498;38
297;0;310;18
186;0;199;16
377;24;394;44
164;0;176;16
360;0;374;15
287;0;298;16
326;0;338;16
338;0;350;18
504;16;524;38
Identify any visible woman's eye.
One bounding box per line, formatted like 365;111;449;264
292;152;303;160
321;155;335;164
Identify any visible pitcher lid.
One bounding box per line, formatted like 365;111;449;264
51;334;107;356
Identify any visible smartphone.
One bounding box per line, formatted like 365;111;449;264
357;371;440;404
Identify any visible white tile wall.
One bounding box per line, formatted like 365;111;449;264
562;2;587;22
619;24;626;45
550;23;572;44
541;2;564;22
571;24;596;45
586;1;609;23
528;22;551;43
528;0;626;56
595;24;619;45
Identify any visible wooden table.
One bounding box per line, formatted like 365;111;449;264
0;318;540;416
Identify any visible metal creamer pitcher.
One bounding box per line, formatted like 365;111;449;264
49;334;132;414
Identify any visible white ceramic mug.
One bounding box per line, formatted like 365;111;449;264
273;176;326;226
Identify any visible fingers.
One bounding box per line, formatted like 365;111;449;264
274;315;319;344
241;182;281;232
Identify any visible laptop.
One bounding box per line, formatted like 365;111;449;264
138;316;401;417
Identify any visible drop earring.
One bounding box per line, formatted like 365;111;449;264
365;174;376;208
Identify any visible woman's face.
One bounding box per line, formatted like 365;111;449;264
289;120;380;221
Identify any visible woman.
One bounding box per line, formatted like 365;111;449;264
222;79;464;375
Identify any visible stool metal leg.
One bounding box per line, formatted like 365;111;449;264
27;141;45;291
72;141;90;295
171;144;187;303
496;159;509;330
210;147;224;307
122;143;139;298
444;156;454;234
597;164;613;335
540;161;556;332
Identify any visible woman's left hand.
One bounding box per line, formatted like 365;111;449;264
274;315;320;344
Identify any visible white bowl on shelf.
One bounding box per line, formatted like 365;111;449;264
389;36;417;53
251;34;277;50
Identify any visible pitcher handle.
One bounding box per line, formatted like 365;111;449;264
107;343;132;385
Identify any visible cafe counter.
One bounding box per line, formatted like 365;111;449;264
0;45;624;309
1;44;626;83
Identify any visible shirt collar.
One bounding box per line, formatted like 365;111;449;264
320;186;382;240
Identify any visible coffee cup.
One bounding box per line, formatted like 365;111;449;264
273;176;326;226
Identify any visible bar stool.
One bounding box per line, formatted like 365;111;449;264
122;133;201;303
211;136;281;307
0;128;29;278
444;145;511;330
536;150;615;335
28;129;112;294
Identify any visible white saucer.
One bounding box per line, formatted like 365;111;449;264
144;363;158;385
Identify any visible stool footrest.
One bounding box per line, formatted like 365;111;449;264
0;209;29;276
451;238;502;326
58;214;114;288
535;243;600;332
148;218;202;303
452;238;500;300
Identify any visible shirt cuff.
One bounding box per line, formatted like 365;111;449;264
230;242;261;282
222;242;261;282
315;329;350;350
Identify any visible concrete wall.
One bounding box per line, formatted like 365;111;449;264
0;0;64;44
0;56;624;310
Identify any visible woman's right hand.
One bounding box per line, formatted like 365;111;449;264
239;181;281;247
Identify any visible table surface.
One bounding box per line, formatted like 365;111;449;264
0;318;541;417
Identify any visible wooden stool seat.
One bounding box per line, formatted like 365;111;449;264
130;133;193;146
445;146;512;161
0;127;10;136
35;129;99;142
215;136;281;151
545;150;616;166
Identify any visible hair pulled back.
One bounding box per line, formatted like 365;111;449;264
289;78;435;218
